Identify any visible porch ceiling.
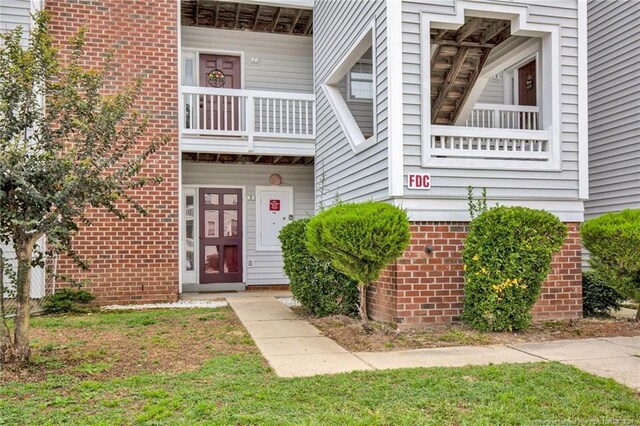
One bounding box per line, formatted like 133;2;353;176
431;17;512;125
182;152;314;165
181;1;313;36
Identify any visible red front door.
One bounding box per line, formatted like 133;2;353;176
518;59;537;106
199;188;243;284
199;54;241;131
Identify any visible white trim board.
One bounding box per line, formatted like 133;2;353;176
322;20;377;154
386;0;404;197
577;0;589;200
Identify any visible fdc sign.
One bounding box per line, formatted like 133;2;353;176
407;173;431;190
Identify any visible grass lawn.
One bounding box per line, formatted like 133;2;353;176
1;308;639;425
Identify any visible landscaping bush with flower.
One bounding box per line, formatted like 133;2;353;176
462;206;567;331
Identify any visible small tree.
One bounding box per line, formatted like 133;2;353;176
306;201;410;326
582;209;640;321
0;13;166;364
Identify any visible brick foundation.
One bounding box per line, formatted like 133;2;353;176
368;222;582;329
47;1;179;305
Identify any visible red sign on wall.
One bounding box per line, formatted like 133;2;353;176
407;173;431;190
269;199;281;211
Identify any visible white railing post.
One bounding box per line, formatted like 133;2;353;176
246;94;255;152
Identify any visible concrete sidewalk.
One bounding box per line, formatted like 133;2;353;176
227;294;640;389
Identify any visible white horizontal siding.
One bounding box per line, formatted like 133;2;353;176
181;26;313;93
0;0;31;33
401;0;584;220
584;0;640;219
181;162;314;285
477;75;505;104
314;0;389;206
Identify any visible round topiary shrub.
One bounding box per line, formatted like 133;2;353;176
306;201;410;323
582;271;624;317
582;209;640;321
462;206;567;331
279;218;358;317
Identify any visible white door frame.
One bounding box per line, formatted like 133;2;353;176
181;184;247;287
255;185;294;252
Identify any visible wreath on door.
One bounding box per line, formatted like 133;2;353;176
207;69;226;87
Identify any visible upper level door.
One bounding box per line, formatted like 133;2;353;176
199;54;241;131
517;59;537;106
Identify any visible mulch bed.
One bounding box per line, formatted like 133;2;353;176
293;307;640;352
2;307;258;383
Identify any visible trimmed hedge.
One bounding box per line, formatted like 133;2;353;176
582;271;624;317
462;206;567;331
582;209;640;319
42;288;96;314
279;219;358;316
305;201;410;321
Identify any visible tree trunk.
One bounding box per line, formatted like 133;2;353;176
358;283;373;333
635;304;640;322
13;239;34;364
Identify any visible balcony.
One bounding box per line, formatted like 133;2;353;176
179;87;315;156
430;104;549;162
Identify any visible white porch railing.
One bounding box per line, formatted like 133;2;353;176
180;86;315;141
431;125;550;160
465;103;540;130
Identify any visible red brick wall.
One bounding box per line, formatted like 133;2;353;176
47;1;179;305
368;222;582;329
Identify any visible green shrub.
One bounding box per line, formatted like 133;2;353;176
462;206;567;331
582;209;640;320
279;219;358;317
42;288;96;314
582;271;624;317
306;201;410;322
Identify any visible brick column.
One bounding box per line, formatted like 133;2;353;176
47;1;180;304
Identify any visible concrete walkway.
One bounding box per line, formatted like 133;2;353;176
227;294;640;389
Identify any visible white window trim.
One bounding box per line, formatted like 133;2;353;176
419;1;562;171
347;59;374;103
322;21;377;154
255;186;294;252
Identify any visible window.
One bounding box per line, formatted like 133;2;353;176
322;23;376;152
349;60;373;100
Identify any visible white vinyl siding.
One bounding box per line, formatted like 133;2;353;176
0;0;31;33
584;0;640;218
477;75;505;104
314;0;389;206
400;0;584;220
181;162;314;286
181;26;313;93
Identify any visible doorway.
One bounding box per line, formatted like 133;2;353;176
199;188;243;284
199;54;241;131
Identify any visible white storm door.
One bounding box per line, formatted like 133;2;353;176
256;186;294;251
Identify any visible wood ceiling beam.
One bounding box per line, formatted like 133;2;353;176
234;2;241;29
303;14;313;35
431;46;470;121
254;155;262;163
253;5;261;30
430;44;441;71
271;7;282;32
273;156;282;164
455;18;482;43
480;21;510;44
452;49;491;123
291;156;302;164
194;0;200;25
304;157;314;165
215;153;220;162
435;29;448;40
432;39;496;49
213;1;220;26
289;9;302;34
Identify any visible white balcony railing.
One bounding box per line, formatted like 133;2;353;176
180;86;315;142
431;125;550;161
465;103;540;130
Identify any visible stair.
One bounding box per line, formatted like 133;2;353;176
430;17;512;125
